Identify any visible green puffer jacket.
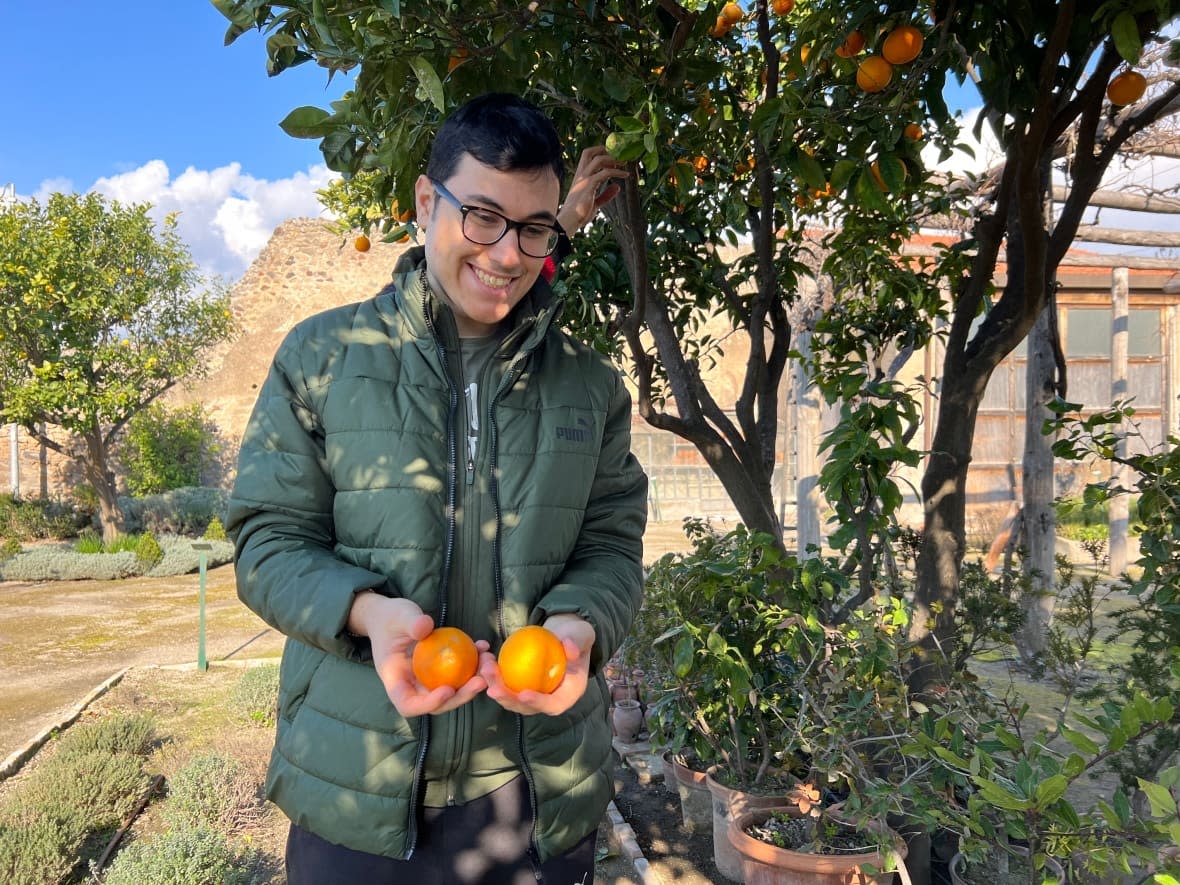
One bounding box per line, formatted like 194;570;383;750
227;247;647;862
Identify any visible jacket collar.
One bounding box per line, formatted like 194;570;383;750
386;246;561;352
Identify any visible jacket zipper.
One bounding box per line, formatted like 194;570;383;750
490;348;545;874
404;300;461;858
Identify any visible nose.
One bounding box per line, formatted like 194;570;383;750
486;227;526;267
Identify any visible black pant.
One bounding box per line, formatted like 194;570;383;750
285;777;597;885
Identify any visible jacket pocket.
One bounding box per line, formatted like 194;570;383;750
277;642;327;725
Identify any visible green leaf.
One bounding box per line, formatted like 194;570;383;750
1110;11;1143;64
1113;787;1132;826
972;777;1032;811
1137;779;1176;819
1059;724;1100;755
1034;774;1069;807
673;635;694;678
409;56;445;112
279;106;333;139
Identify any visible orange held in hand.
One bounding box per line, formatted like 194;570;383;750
498;625;567;694
412;626;479;691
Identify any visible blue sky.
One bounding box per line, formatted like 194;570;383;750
3;2;350;281
3;2;346;197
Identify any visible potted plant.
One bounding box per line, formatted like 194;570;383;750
728;804;910;885
640;520;951;881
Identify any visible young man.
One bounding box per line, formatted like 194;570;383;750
227;93;648;884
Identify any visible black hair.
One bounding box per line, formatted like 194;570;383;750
426;93;566;190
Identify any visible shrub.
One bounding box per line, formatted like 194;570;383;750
162;753;264;834
203;515;228;542
0;537;20;561
134;532;164;567
101;827;263;885
0;812;87;885
230;664;280;728
0;535;233;581
56;711;155;757
120;402;217;497
0;494;85;541
119;487;229;537
16;750;149;833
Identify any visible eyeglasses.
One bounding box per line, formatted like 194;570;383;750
430;179;561;258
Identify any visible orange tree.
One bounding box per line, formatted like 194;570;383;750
214;1;1180;674
213;0;956;597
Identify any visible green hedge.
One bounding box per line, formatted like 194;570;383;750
0;536;233;582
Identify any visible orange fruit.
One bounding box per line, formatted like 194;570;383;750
1107;70;1146;106
772;0;794;14
709;16;730;37
835;31;865;58
498;625;567;694
721;2;744;24
412;626;479;691
870;159;908;192
904;122;924;141
354;235;371;252
881;24;924;65
856;55;894;92
692;155;710;173
447;48;470;73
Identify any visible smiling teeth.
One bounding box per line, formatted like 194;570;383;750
475;268;511;288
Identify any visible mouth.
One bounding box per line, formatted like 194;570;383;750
472;265;514;291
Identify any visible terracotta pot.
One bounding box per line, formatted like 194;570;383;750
663;751;713;833
949;847;1066;884
728;806;908;885
612;699;644;742
706;769;802;882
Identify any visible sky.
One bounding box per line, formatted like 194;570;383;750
3;1;350;282
2;4;1174;286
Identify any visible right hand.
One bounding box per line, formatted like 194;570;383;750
348;592;489;717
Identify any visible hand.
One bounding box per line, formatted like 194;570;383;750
348;592;489;718
482;614;596;716
557;146;627;234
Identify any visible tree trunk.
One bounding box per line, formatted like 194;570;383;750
909;378;980;690
1017;307;1058;664
83;427;125;544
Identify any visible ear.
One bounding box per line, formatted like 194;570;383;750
414;175;435;228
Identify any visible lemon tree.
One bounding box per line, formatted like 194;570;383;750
0;193;234;541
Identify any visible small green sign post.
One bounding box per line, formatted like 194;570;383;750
192;542;212;672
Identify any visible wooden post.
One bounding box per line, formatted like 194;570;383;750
1110;267;1130;575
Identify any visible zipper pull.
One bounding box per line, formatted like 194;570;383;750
465;382;479;485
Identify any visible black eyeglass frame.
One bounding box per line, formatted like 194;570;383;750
429;178;562;258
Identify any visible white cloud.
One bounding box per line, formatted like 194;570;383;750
83;160;338;283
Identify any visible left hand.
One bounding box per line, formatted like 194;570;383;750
557;146;627;234
482;614;596;716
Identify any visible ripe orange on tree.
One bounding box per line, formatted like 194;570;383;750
870;158;908;192
904;122;924;141
354;235;372;252
881;24;924;65
835;30;866;58
498;625;567;694
447;48;470;73
1107;70;1147;106
721;2;744;25
412;626;480;691
772;0;794;15
709;15;731;38
856;55;894;92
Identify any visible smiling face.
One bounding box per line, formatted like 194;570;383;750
415;153;561;339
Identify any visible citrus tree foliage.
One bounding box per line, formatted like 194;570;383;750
0;193;235;540
215;1;1180;668
121;402;219;496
